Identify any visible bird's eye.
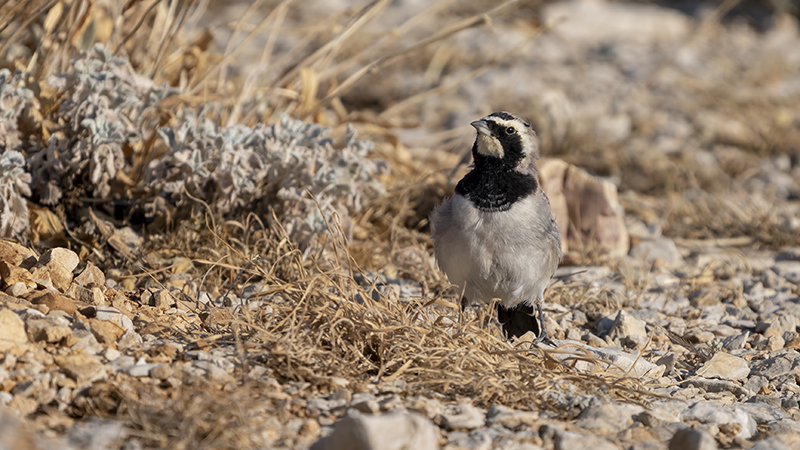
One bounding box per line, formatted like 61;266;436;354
505;127;516;135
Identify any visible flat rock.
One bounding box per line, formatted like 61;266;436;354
698;352;750;381
30;291;77;315
311;412;438;450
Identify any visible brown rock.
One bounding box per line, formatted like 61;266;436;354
0;309;28;350
30;291;77;315
73;261;105;289
540;158;629;256
152;290;174;310
7;395;38;417
62;363;108;387
87;318;124;347
36;248;80;291
0;261;35;289
28;265;54;290
68;284;105;305
0;240;35;266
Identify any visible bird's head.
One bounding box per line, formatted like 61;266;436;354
470;111;539;170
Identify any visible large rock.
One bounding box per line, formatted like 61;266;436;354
311;413;438;450
539;159;629;256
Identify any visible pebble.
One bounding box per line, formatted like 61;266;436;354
441;403;486;430
698;352;750;381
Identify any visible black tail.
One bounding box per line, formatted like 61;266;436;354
496;303;540;339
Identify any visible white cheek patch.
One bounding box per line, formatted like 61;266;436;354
476;134;504;158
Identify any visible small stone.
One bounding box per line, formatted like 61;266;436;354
151;290;174;310
629;237;682;266
441;403;485;430
95;307;134;333
574;402;644;434
310;413;438;450
607;309;648;343
722;332;749;351
25;317;72;343
36;248;80;291
117;330;143;349
668;427;717;450
0;240;35;265
762;335;786;352
87;318;125;347
73;262;105;289
758;315;798;339
0;309;28;348
30;291;77;315
0;261;35;290
102;348;121;361
698;352;750;381
656;353;678;374
5;282;28;297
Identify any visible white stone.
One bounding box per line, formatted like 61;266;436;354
311;412;438;450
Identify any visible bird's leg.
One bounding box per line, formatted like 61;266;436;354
532;300;556;347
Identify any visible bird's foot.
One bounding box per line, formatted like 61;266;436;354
532;330;556;348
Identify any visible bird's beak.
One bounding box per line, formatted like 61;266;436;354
471;119;493;137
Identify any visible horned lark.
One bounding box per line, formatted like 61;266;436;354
431;111;562;344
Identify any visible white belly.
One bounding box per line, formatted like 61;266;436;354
431;193;561;308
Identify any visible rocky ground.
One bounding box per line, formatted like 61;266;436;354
2;0;800;449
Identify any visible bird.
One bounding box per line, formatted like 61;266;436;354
430;111;563;344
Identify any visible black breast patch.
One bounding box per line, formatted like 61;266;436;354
455;166;538;212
